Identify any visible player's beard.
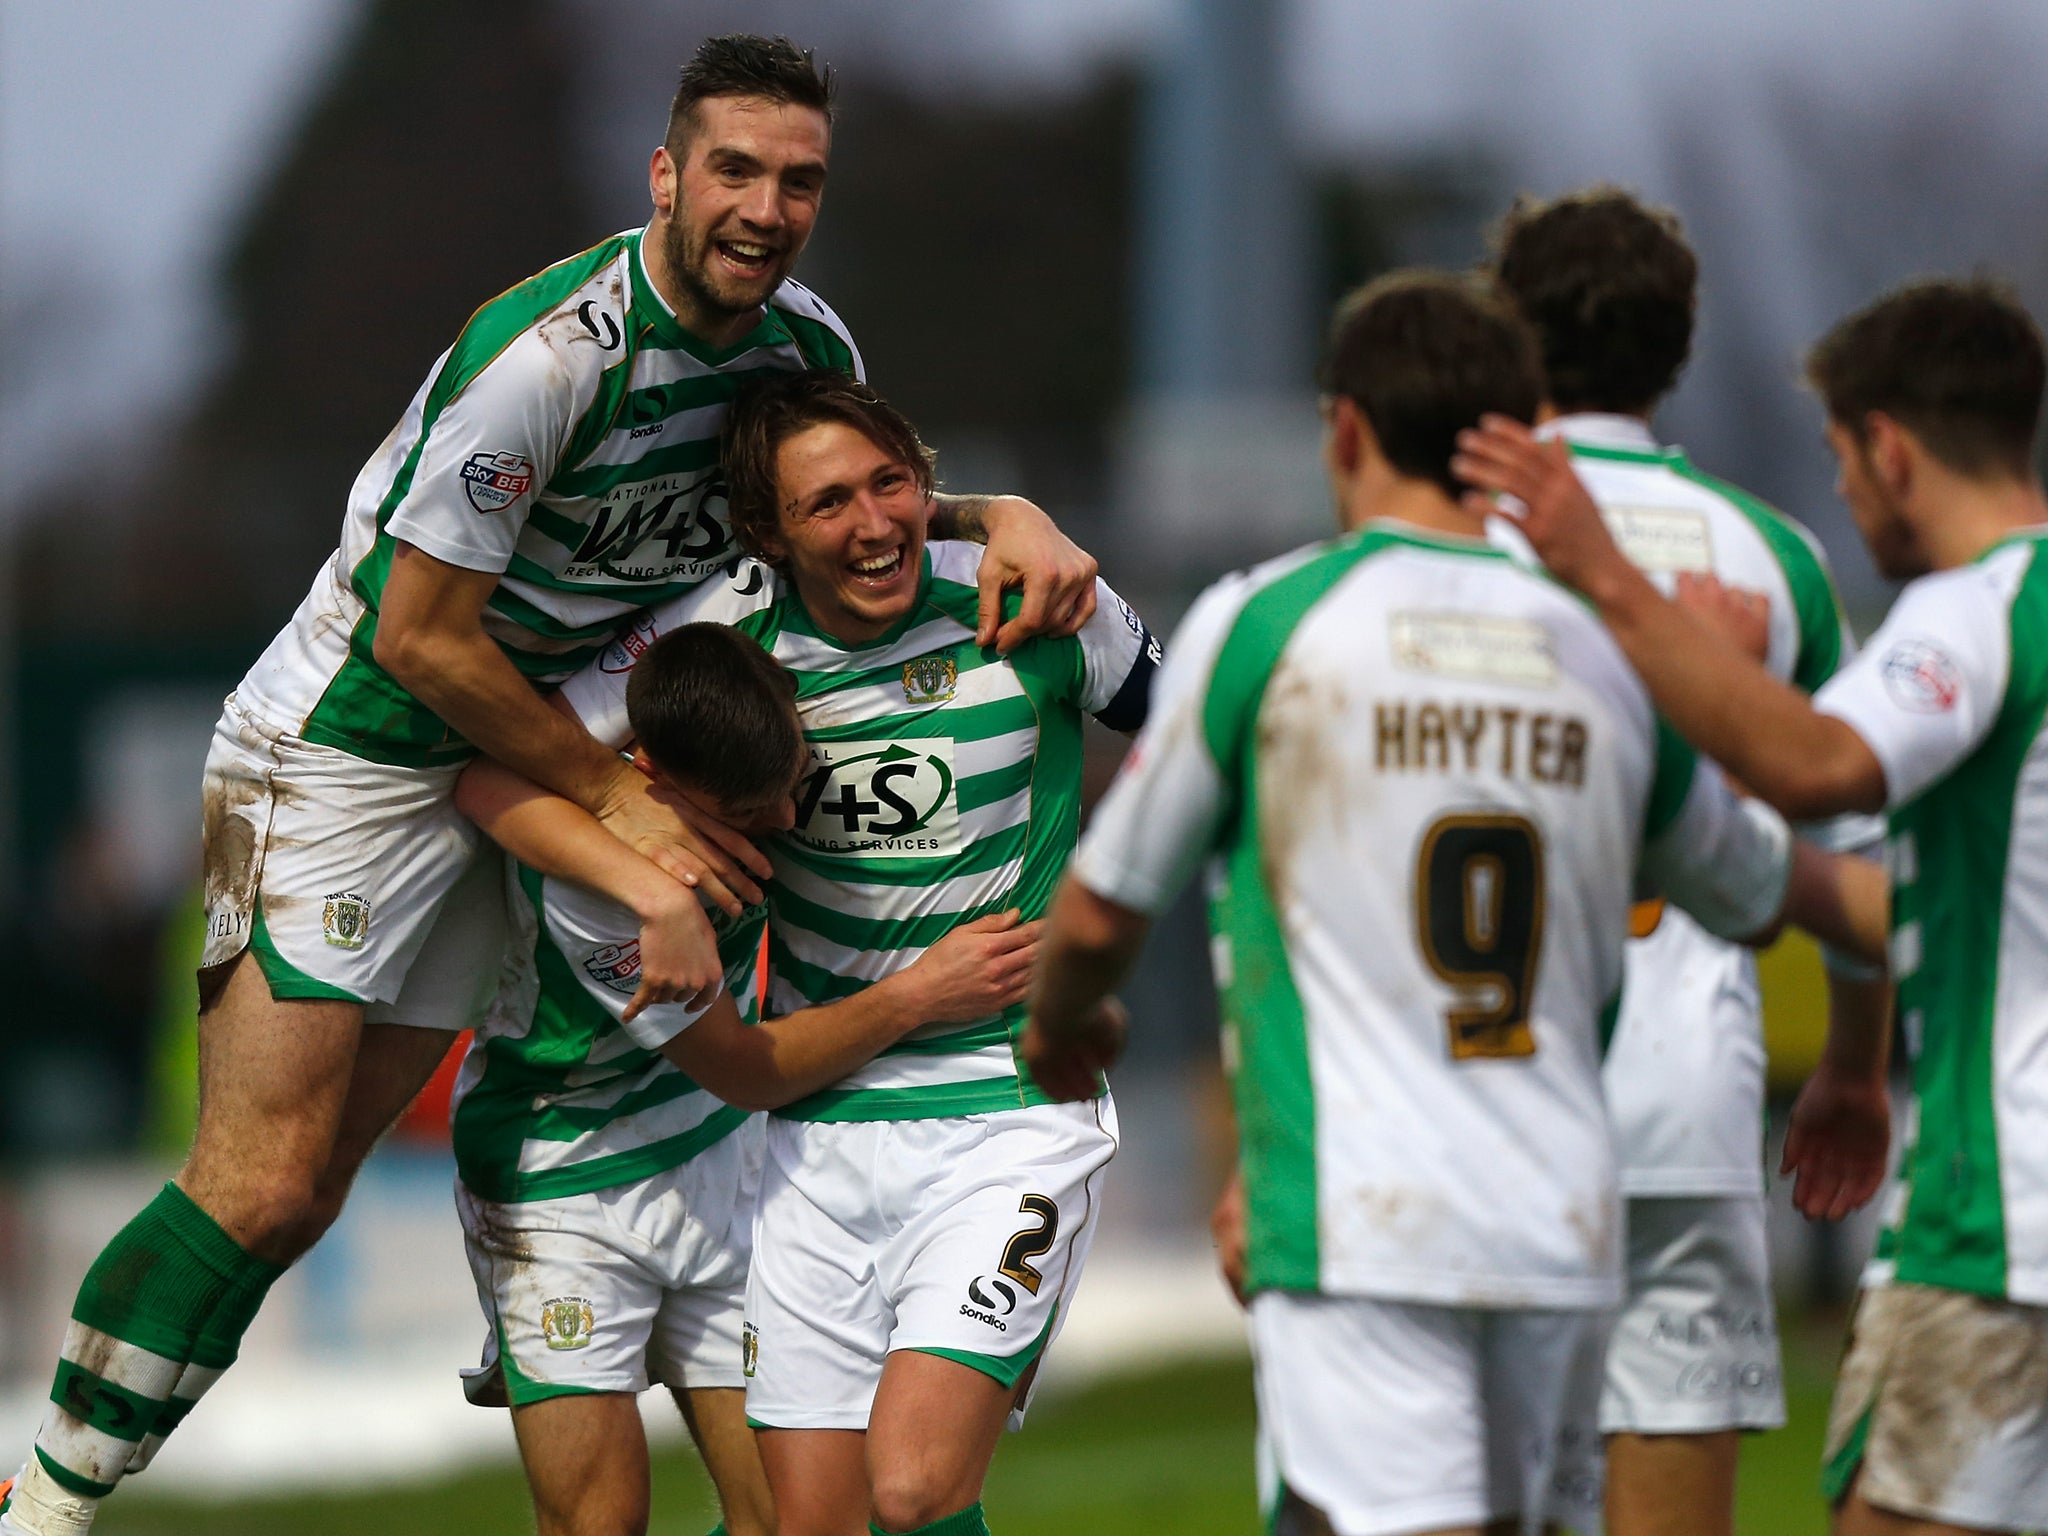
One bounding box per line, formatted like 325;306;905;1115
662;214;790;325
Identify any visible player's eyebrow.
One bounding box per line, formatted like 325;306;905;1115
704;145;766;174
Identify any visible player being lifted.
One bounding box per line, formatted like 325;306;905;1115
544;370;1157;1536
1489;188;1893;1536
1023;272;1886;1536
0;35;1097;1536
448;621;1044;1536
1457;279;2048;1536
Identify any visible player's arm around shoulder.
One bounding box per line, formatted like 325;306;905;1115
925;495;1102;653
372;299;638;812
663;911;1042;1112
452;749;724;1006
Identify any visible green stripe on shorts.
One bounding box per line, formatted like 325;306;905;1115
911;1306;1057;1390
248;899;364;1004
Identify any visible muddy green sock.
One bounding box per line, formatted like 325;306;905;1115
34;1184;278;1499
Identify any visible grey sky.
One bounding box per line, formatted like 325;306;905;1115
9;0;2048;598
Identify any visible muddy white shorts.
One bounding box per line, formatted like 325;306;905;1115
743;1097;1117;1432
1249;1292;1604;1536
200;694;494;1019
1823;1281;2048;1528
457;1116;763;1408
1600;1194;1784;1435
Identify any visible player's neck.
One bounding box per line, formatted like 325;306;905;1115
1343;476;1490;543
1914;473;2048;569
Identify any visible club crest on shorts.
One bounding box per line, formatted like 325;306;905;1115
901;655;957;706
461;450;533;513
321;892;371;949
742;1321;759;1378
541;1296;595;1351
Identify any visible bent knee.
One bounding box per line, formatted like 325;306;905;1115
870;1479;978;1535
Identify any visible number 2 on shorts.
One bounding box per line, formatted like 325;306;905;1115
1415;812;1546;1061
998;1194;1060;1295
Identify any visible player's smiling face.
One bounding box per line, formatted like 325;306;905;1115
651;95;829;339
764;420;929;645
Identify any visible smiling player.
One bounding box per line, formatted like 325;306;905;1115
551;371;1159;1536
0;36;1099;1536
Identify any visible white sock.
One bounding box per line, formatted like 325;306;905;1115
1;1461;99;1536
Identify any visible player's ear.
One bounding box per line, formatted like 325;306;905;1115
1325;396;1369;478
1865;411;1915;496
649;146;677;215
630;745;660;782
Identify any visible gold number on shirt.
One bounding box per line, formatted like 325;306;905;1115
1415;813;1546;1061
998;1195;1060;1296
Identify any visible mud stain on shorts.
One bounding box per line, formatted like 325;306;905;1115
200;774;265;917
1871;1283;2048;1512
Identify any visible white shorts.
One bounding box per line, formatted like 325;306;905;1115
456;1118;763;1407
1600;1194;1784;1435
200;694;490;1015
1823;1281;2048;1529
743;1097;1117;1432
1249;1292;1604;1536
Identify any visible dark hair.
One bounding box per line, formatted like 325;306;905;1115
1807;278;2046;479
1491;187;1698;415
1315;270;1544;498
665;35;835;158
626;623;803;812
721;370;937;560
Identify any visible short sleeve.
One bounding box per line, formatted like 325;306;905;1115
538;876;720;1051
555;562;782;747
1814;564;2012;809
1638;760;1794;941
385;330;590;574
1071;578;1247;914
1072;580;1162;728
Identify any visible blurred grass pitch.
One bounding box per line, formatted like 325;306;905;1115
94;1323;1843;1535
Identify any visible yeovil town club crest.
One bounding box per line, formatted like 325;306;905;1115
541;1296;596;1351
322;892;371;949
902;655;957;705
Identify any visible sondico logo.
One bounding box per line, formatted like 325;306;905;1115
961;1276;1018;1332
791;738;962;859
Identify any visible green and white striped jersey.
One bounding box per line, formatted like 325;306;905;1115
1073;523;1792;1307
559;541;1158;1124
449;859;764;1204
235;226;860;766
1816;529;2048;1304
1543;414;1872;1197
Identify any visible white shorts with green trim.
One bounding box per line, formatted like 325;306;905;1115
1822;1281;2048;1528
456;1117;763;1408
200;694;492;1016
1598;1193;1785;1435
743;1096;1117;1432
1249;1292;1605;1536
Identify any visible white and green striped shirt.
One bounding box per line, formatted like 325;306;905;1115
449;860;765;1204
560;541;1157;1122
236;226;860;765
1817;529;2048;1305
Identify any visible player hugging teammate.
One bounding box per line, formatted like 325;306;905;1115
469;370;1157;1536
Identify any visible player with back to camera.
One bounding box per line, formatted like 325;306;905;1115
1487;187;1894;1536
446;620;1044;1536
0;34;1099;1536
1456;277;2048;1536
1023;270;1890;1536
541;369;1159;1536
